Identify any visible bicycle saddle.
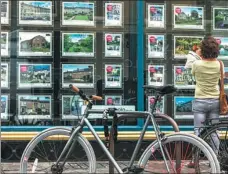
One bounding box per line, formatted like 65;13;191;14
143;84;177;95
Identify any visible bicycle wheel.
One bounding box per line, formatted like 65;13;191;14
138;132;220;173
200;123;228;172
20;127;96;173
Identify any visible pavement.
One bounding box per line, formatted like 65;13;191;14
1;161;210;173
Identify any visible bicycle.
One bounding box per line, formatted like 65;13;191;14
20;84;221;173
196;118;228;172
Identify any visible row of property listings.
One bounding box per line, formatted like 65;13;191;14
2;31;228;59
1;63;228;89
0;93;195;121
2;1;228;30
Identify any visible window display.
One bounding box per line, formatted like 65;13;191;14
214;37;228;60
61;95;84;119
1;31;9;57
1;63;9;89
213;7;228;31
104;2;123;27
104;64;122;88
147;34;164;58
18;31;52;57
18;1;53;26
62;64;95;88
1;95;9;120
105;95;122;105
62;32;95;57
17;95;52;120
174;35;203;59
62;2;95;26
147;4;165;28
174;66;195;89
104;33;122;57
1;1;9;25
174;96;194;119
147;65;164;86
173;5;204;30
224;67;228;89
147;96;164;114
17;63;52;88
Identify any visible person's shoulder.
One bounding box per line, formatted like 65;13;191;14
192;60;203;66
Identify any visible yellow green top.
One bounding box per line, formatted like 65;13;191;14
191;60;223;98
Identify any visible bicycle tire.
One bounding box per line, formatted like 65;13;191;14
138;132;220;173
200;123;228;171
20;127;96;173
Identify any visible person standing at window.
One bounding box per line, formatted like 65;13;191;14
185;44;202;69
190;36;223;167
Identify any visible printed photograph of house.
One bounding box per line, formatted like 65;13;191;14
105;96;122;105
214;37;228;59
105;65;122;88
63;33;94;56
19;64;51;88
174;66;195;88
19;1;52;25
1;95;8;119
62;64;94;87
213;8;228;30
1;1;8;24
150;5;163;22
174;36;203;58
148;96;164;114
148;35;164;58
105;3;122;26
62;95;84;117
1;32;8;56
1;63;8;88
105;34;121;57
19;32;51;56
174;6;203;29
18;95;51;117
148;65;164;86
63;2;94;25
174;96;194;119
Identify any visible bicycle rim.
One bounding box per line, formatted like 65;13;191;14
138;132;220;173
20;127;96;173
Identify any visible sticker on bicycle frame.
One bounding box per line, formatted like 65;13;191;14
147;4;165;28
105;95;122;105
174;96;194;119
104;2;123;27
174;66;195;89
148;96;164;114
105;64;122;88
147;65;164;86
148;34;164;58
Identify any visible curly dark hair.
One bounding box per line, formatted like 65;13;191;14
200;36;219;59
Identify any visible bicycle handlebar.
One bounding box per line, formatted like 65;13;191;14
69;84;103;101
